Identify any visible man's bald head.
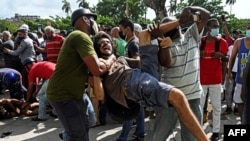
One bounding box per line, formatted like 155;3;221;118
111;27;120;38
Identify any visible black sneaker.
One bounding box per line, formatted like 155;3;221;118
233;107;239;116
210;133;220;141
49;113;58;118
129;137;145;141
223;107;232;115
31;116;47;121
59;132;63;140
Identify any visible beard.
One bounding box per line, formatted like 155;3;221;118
100;52;112;57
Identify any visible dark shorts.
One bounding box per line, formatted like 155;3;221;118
124;69;174;108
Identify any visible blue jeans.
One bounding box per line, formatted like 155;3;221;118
49;99;89;141
83;93;96;126
37;80;49;119
153;98;202;141
61;93;96;141
140;44;160;79
118;104;145;141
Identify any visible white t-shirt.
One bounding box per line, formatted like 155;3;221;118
227;45;238;72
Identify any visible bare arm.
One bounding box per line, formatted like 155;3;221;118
138;20;180;46
25;83;34;102
33;42;46;53
222;21;230;38
158;37;173;67
140;21;174;67
180;6;210;33
125;57;140;68
83;54;116;76
228;39;240;82
3;99;21;116
241;63;249;102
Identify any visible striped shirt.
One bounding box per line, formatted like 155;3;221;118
160;24;203;100
46;34;64;63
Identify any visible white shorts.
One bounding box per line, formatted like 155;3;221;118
233;83;244;104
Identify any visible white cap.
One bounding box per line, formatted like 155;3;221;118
134;23;142;32
18;24;29;32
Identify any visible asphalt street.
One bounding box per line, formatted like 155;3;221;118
0;92;241;141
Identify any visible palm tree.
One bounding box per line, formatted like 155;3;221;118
226;0;236;5
225;0;237;15
76;0;89;8
62;0;72;16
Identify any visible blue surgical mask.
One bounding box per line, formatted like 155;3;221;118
210;28;219;37
246;30;250;38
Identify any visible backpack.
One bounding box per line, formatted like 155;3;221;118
200;36;221;52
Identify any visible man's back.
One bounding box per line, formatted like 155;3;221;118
28;61;56;83
114;38;126;56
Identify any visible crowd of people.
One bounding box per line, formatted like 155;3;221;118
0;5;249;141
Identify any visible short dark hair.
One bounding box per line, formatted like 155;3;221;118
206;18;218;27
119;18;134;32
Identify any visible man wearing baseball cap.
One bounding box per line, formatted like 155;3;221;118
46;8;115;141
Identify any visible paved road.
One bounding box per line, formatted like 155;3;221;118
0;93;240;141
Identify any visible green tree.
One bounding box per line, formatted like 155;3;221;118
76;0;89;8
173;0;225;17
143;0;167;20
62;0;72;16
0;20;19;33
96;0;146;25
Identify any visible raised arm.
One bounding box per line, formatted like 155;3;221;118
138;20;179;46
179;6;210;33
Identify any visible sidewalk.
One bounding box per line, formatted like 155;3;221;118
0;93;241;141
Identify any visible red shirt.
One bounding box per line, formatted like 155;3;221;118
28;61;56;84
200;37;228;85
46;34;64;63
224;35;234;47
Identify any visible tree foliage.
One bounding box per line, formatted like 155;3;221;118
76;0;89;8
168;0;245;34
1;0;249;36
226;0;236;5
0;20;19;33
143;0;167;20
62;0;72;16
95;0;147;25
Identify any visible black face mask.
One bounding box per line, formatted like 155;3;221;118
89;18;98;36
119;31;126;40
164;28;180;40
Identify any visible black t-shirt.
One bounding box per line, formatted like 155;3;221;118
125;37;139;58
